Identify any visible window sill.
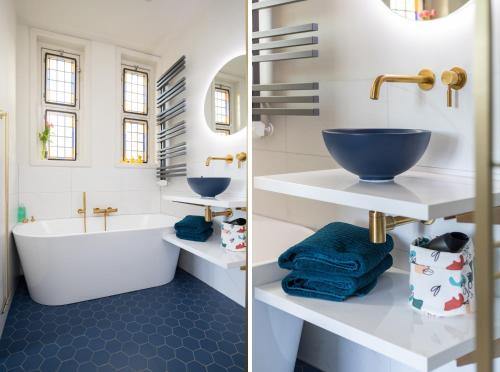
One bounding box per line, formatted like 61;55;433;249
114;161;158;169
30;158;91;168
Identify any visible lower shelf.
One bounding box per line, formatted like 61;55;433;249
163;231;246;270
254;268;500;372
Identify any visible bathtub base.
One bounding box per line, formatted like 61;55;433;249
13;215;181;306
253;298;304;372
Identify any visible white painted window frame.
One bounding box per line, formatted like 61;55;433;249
115;48;158;169
30;28;91;167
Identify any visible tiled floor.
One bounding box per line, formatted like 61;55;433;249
0;269;245;372
294;359;323;372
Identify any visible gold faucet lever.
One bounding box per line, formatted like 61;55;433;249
370;69;435;100
93;207;118;231
235;152;247;168
441;67;467;108
205;154;233;167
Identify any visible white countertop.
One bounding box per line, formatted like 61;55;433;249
254;168;500;220
162;193;246;209
163;230;246;270
255;267;500;371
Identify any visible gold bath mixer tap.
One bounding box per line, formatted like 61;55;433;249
93;207;118;231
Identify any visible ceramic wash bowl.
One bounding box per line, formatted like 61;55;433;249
322;128;431;182
187;177;231;197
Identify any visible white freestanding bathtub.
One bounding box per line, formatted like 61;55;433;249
13;214;181;306
253;215;314;372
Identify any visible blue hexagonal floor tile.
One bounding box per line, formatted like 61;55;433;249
0;269;245;371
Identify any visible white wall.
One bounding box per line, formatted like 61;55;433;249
253;0;497;370
16;25;161;221
0;0;18;335
158;0;247;306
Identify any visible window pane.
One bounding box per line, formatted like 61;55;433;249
123;69;148;115
214;86;230;125
45;53;77;106
123;119;148;163
45;110;76;161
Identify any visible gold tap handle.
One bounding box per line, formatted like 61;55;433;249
441;67;467;108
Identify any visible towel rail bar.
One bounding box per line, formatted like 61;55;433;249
252;23;318;39
253;50;318;63
253;108;319;116
252;36;318;51
252;95;319;103
157;56;185;88
252;82;319;91
252;0;305;10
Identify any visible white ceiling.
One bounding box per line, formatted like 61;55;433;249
15;0;212;55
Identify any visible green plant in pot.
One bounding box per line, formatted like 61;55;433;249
38;122;52;160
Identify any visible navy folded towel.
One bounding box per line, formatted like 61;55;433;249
174;215;212;234
176;228;214;242
278;222;393;277
281;255;393;302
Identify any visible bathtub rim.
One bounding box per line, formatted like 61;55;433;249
252;214;314;268
12;213;180;239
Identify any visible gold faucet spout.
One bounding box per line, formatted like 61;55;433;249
370;69;435;100
205;154;234;167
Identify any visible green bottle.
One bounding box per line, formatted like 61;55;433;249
17;205;26;223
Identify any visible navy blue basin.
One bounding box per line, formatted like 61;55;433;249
187;177;231;197
322;128;431;182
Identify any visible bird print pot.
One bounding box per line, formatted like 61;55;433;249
409;236;474;317
221;218;247;252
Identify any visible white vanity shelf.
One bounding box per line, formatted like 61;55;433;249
254;168;500;220
255;267;500;371
163;230;246;270
162;193;246;209
254;168;500;370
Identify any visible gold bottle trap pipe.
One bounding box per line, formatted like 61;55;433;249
369;211;435;244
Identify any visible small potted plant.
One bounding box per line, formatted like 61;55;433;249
38;122;52;160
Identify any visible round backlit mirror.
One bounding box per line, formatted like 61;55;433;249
204;55;247;136
381;0;469;20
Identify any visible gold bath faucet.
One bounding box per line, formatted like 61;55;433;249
93;207;118;231
205;154;234;167
77;192;87;233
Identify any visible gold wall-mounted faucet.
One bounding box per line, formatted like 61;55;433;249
369;210;435;244
441;67;467;107
93;207;118;231
235;152;247;168
205;154;234;167
370;69;435;100
77;192;87;233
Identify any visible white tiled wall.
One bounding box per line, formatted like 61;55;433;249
252;0;492;370
155;0;247;306
0;0;18;336
16;25;161;221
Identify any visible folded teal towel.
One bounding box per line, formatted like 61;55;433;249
281;255;393;302
174;215;212;234
176;228;213;242
278;222;393;277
